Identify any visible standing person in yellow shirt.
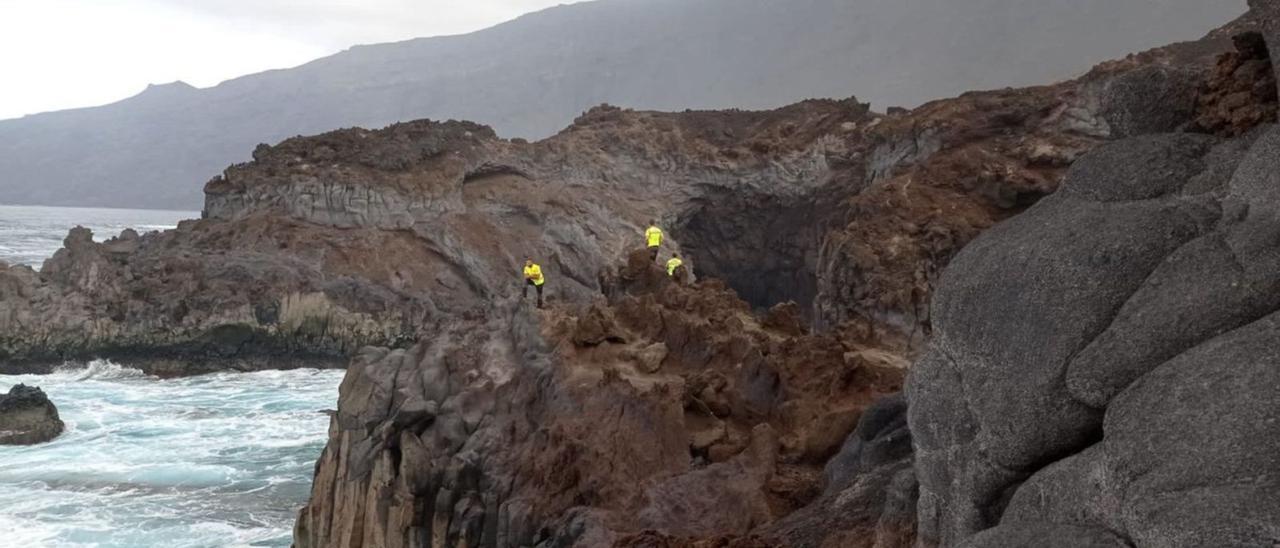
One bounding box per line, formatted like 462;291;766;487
522;258;545;309
645;220;664;262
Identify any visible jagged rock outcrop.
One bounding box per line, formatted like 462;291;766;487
1192;31;1278;135
295;252;906;547
0;384;65;445
0;223;421;375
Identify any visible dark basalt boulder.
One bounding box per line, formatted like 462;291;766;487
909;123;1280;546
0;384;65;445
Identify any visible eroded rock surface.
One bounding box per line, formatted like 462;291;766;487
295;252;906;547
0;384;65;445
910;104;1280;548
907;6;1280;545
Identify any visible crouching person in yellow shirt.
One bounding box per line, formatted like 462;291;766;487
666;253;687;284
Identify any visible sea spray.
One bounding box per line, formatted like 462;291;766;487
53;359;150;382
0;364;342;547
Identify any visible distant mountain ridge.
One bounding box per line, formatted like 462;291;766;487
0;0;1245;209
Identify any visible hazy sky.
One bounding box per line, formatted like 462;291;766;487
0;0;581;120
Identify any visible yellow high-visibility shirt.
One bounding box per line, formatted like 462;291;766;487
666;257;683;276
645;226;664;248
523;264;545;286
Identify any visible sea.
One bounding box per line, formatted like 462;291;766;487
0;204;344;547
0;204;195;267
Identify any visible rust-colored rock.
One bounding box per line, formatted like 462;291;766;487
1193;31;1279;136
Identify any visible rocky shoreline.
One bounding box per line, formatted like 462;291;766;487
1;4;1278;547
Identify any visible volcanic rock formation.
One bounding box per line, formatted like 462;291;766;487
0;384;65;445
909;5;1280;546
0;6;1270;547
294;251;908;547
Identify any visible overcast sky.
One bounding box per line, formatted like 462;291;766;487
0;0;581;120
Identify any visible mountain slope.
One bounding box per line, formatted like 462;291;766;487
0;0;1244;209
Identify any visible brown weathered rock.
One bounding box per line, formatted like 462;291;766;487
1193;31;1279;136
295;267;906;548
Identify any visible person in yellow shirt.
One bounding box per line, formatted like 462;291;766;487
666;253;686;283
522;258;545;308
645;220;664;262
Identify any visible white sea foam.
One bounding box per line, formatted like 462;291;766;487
53;359;150;381
0;363;342;547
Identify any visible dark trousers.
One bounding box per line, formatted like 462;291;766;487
524;279;544;307
649;246;660;262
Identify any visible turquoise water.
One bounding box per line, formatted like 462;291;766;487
0;363;342;547
0;204;196;267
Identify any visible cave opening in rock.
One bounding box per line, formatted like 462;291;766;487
677;187;838;316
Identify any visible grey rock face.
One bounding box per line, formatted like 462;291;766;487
910;123;1280;546
0;384;65;445
1092;65;1206;138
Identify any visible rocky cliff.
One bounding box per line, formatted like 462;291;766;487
0;6;1274;546
294;251;910;547
909;5;1280;547
283;12;1280;545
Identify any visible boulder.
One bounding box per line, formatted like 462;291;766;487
910;125;1280;546
0;384;65;445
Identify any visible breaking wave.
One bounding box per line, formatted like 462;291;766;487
0;364;343;547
